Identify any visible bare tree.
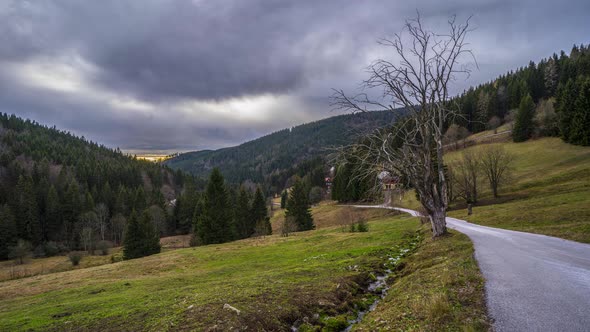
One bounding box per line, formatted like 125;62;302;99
79;211;98;254
480;145;514;198
487;116;502;134
451;150;481;204
331;13;475;237
95;203;109;241
110;213;127;246
444;124;470;150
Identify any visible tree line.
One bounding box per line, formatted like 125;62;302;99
453;43;590;146
0;113;190;261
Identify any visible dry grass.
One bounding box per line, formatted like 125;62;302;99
353;230;490;331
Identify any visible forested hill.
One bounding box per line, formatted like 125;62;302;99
165;111;399;191
0;113;184;259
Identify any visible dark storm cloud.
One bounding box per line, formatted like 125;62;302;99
0;0;589;153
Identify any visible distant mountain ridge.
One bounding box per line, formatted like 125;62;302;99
165;111;400;188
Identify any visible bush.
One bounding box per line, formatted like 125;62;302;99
33;245;46;258
9;239;32;265
68;252;83;266
44;242;60;257
96;240;111;256
357;218;369;232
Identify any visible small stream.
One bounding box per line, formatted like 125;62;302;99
342;268;392;332
290;236;419;332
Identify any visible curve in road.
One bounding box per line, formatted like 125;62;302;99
352;205;590;332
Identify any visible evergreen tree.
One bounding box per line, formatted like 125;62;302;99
251;187;270;235
140;210;162;256
84;191;95;212
14;175;42;245
197;168;234;244
556;79;579;142
235;187;252;239
569;77;590;145
123;211;142;259
285;179;314;231
513;94;536;142
123;211;161;259
0;205;17;260
45;185;61;241
280;190;288;209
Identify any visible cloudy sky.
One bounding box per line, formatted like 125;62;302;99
1;0;588;154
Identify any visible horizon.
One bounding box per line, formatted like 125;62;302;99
1;1;589;154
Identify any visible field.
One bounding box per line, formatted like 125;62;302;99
0;205;487;331
400;136;590;243
444;137;590;243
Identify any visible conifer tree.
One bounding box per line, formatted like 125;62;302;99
84;191;95;212
556;79;578;142
123;210;161;259
14;175;42;245
0;204;17;260
280;190;288;209
123;211;142;259
569;77;590;145
285;179;314;231
235;187;252;239
45;185;61;241
513;94;536;142
197;168;234;244
140;210;161;256
251;187;271;235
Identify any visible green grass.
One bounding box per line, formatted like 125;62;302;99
445;137;590;243
0;207;420;331
353;230;490;332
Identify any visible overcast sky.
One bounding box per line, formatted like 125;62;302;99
1;0;588;154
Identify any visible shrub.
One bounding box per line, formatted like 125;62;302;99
68;252;82;266
33;245;46;258
44;242;60;257
357;218;369;232
96;240;111;256
9;239;32;265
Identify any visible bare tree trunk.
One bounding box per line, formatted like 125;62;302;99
430;209;447;236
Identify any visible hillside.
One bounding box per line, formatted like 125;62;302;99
0;205;488;331
447;137;590;243
397;134;590;243
0;113;185;259
165;111;399;191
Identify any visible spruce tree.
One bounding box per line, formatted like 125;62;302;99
140;210;161;256
197;168;233;244
285;179;314;231
251;187;270;235
14;175;42;245
513;94;536;142
235;187;252;239
280;190;288;209
45;185;61;242
123;211;142;259
556;79;578;142
0;204;17;260
569;77;590;145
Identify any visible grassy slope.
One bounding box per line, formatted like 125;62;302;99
0;205;488;331
400;136;590;242
445;137;590;243
354;231;489;331
0;208;417;331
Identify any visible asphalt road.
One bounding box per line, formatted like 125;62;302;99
353;205;590;332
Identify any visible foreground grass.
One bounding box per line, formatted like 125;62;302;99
446;137;590;243
354;230;490;332
1;207;423;331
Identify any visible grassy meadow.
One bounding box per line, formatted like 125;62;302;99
397;135;590;243
0;204;489;331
